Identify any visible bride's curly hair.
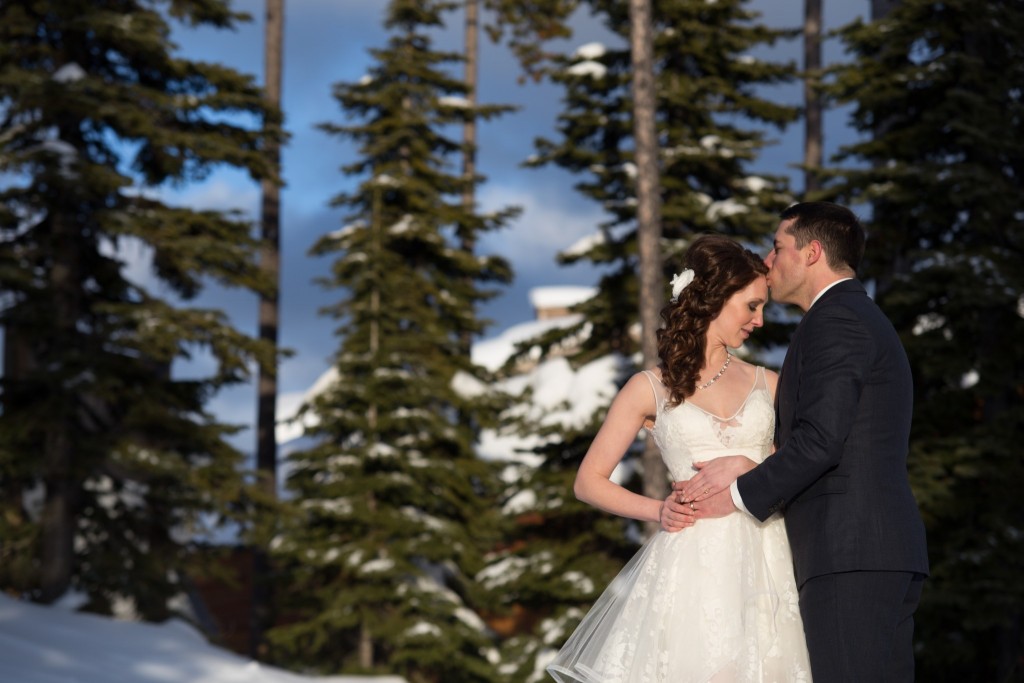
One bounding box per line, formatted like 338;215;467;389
657;234;768;407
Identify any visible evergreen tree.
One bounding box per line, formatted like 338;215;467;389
266;2;517;681
0;2;279;618
827;1;1024;679
480;1;798;675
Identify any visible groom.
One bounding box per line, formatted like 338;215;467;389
674;202;929;681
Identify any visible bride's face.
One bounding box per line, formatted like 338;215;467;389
708;275;768;349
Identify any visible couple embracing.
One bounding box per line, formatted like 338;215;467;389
547;202;929;682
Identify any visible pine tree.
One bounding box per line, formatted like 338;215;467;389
0;2;280;618
827;1;1024;678
266;2;517;681
480;1;798;675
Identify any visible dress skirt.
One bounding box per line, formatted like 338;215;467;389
547;512;810;683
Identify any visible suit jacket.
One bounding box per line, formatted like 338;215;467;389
737;280;929;586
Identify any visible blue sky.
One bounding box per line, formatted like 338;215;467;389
167;0;868;451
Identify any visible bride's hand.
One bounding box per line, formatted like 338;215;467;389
674;456;757;503
659;490;697;533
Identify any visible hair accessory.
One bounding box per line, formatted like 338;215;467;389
669;269;695;302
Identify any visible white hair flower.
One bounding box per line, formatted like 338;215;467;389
669;269;695;302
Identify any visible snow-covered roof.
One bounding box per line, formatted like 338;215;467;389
471;315;584;372
527;285;596;312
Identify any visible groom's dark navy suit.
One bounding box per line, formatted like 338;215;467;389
737;279;929;681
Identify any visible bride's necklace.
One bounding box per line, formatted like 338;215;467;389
698;352;732;390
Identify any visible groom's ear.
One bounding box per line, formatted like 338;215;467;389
805;239;824;266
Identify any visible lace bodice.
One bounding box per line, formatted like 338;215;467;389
644;366;775;481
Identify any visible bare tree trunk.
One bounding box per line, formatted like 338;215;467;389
256;0;283;505
459;0;479;356
39;214;79;603
252;0;283;660
629;0;667;537
803;0;823;196
461;0;478;222
359;623;374;670
39;432;74;603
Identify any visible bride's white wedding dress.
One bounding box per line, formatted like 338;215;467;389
547;367;811;682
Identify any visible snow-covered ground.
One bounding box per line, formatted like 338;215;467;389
0;593;407;683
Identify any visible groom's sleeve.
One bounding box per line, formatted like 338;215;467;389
737;304;872;522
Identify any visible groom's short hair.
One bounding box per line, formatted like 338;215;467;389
780;202;866;273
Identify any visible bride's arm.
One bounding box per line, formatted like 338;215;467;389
574;373;664;525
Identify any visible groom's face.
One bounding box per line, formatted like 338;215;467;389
764;221;805;305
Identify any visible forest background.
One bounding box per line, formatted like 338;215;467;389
0;1;1021;683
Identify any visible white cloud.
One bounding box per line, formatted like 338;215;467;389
164;176;259;217
477;184;603;264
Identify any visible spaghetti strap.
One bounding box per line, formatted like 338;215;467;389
755;365;768;393
640;370;667;406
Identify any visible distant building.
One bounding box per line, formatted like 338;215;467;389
469;286;596;376
529;285;596;320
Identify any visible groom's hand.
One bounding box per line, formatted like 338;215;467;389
663;479;735;527
677;455;757;503
681;486;736;519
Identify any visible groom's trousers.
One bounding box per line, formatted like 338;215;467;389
799;570;925;682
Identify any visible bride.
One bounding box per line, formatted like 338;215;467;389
547;235;811;682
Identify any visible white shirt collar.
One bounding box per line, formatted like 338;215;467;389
809;278;853;309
